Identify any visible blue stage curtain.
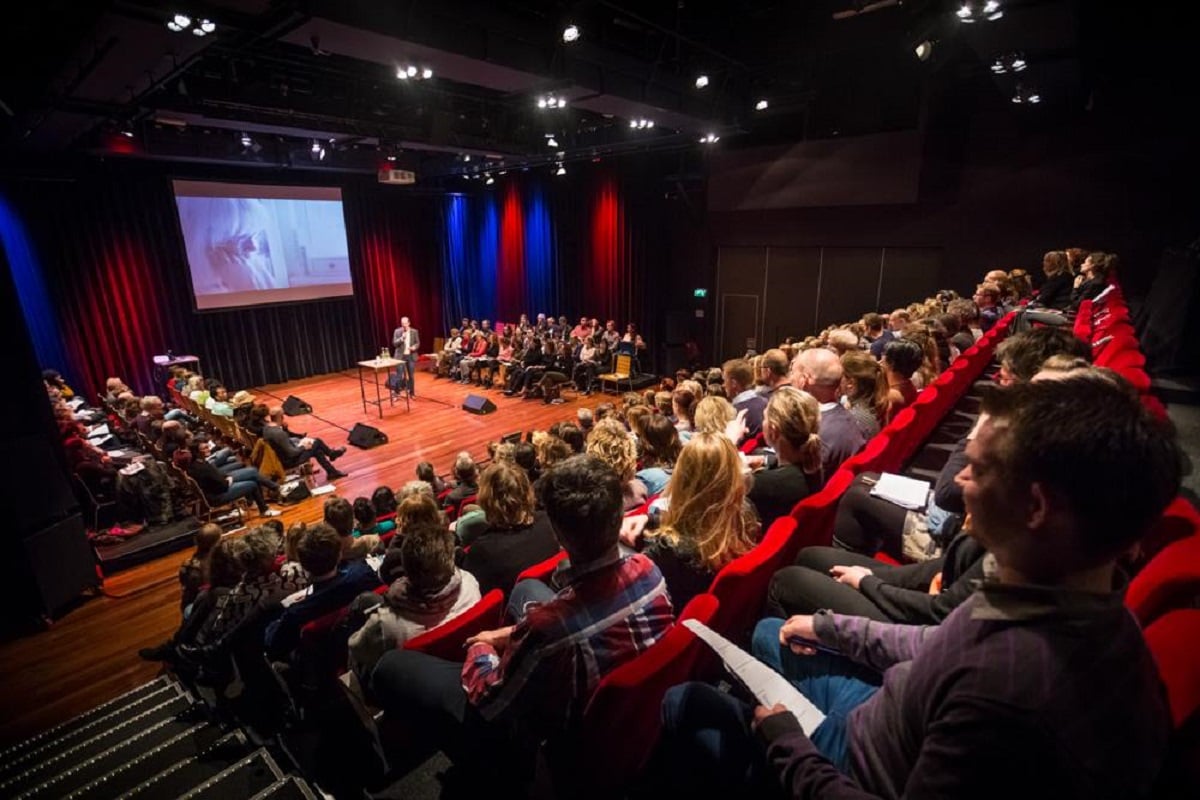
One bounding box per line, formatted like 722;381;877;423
0;193;72;388
523;180;558;318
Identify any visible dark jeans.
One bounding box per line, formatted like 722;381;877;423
398;353;417;394
211;479;268;513
831;473;908;557
657;618;880;795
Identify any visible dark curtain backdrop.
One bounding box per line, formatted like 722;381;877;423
2;174;442;397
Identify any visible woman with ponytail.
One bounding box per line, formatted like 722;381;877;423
747;387;822;528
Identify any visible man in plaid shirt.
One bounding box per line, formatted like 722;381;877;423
371;454;674;778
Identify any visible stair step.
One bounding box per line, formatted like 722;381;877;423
0;678;174;765
19;717;217;799
177;749;285;800
64;723;227;800
0;694;195;796
0;683;184;781
249;776;320;800
116;731;250;800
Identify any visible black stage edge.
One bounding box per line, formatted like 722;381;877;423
93;517;202;574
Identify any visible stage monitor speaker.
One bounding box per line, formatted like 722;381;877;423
462;394;497;415
348;422;389;449
282;395;312;416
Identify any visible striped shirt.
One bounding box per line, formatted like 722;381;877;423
462;552;673;734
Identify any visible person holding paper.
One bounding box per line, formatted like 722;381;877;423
658;372;1179;800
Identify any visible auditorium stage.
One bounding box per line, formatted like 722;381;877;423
0;367;637;747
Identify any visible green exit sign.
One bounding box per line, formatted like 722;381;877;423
693;288;708;298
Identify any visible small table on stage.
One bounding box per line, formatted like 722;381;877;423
357;357;410;418
152;354;201;387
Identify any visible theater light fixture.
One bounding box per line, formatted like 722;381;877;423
311;140;326;160
1011;84;1041;104
957;1;1002;23
699;132;720;144
546;136;559;148
914;40;933;61
755;99;769;111
485;174;495;185
694;74;709;89
239;132;252;148
991;52;1027;74
167;13;191;31
538;95;567;109
199;19;215;33
629;118;654;130
555;163;566;175
562;24;580;43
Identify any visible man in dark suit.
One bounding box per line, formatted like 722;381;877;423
262;407;347;480
393;316;420;397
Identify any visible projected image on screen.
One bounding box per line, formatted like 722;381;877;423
172;181;354;310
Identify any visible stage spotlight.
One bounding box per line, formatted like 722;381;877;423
407;65;417;77
422;67;433;79
699;132;720;144
537;95;567;109
192;26;207;36
695;74;709;89
386;155;397;162
755;98;769;111
199;19;215;33
167;13;190;31
1011;57;1026;72
914;40;933;61
1011;84;1042;105
562;24;580;43
121;129;134;138
240;132;252;148
555;163;566;175
983;0;1002;19
485;174;495;185
463;154;471;162
547;137;559;148
537;97;548;108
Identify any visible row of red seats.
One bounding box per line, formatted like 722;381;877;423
1075;286;1166;420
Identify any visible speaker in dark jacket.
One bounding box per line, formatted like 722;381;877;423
348;422;388;449
462;394;497;415
282;395;312;415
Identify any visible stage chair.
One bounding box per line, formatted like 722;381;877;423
73;474;117;532
598;354;634;394
171;462;247;524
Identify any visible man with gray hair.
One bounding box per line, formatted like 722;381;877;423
443;451;479;510
576;407;594;434
790;348;865;482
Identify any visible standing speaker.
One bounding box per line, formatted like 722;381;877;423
282;395;312;415
462;394;497;415
348;422;388;449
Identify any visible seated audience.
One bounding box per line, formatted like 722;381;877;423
692;395;737;436
264;523;382;661
178;522;223;614
748;387;821;529
839;351;886;439
348;521;482;681
325;497;381;561
370;455;674;784
869;309;910;360
203;526;308;643
973;282;1003;331
657;372;1180;800
881;339;923;422
724;358;767;438
443;452;479;510
624;433;759;609
586;417;650;511
461;461;560;594
790;348;865;481
1035;250;1074;310
1071;251;1116;309
637;414;683;496
175;447;279;518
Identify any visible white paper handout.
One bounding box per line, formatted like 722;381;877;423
869;472;931;511
87;424;111;439
683;619;826;735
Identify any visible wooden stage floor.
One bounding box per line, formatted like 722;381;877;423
0;368;626;747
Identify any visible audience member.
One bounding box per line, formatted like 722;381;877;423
748;387;821;529
177;522;223;614
261;407;348;480
658;372;1180;800
839;351;886;439
637;414;683;495
325;497;381;561
461;461;560;594
724;358;767;438
790;349;865;481
881;339;923;422
370;455;674;785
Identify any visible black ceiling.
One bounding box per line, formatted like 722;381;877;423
1;0;1188;184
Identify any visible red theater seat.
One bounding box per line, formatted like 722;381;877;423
1126;534;1200;627
1144;608;1200;730
403;589;505;662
